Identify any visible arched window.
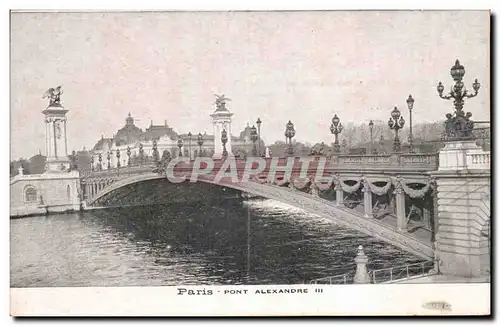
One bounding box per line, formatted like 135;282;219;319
67;185;71;200
24;186;37;203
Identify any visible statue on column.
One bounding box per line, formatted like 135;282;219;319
214;94;231;111
42;86;63;106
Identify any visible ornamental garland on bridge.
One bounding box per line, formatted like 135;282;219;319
365;179;392;196
314;176;334;191
399;179;431;198
339;178;362;194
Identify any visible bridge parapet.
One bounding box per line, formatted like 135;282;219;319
329;153;438;172
466;151;490;170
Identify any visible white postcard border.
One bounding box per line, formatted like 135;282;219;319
10;284;490;316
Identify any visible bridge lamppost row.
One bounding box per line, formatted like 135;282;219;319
187;132;192;160
127;146;131;166
285;120;296;156
221;129;228;158
388;107;405;153
368;120;374;154
437;59;481;140
250;125;258;156
177;138;183;157
197;132;203;157
406;95;415;153
330;114;343;153
256;117;262;156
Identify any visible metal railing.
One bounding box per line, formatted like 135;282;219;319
310;273;353;285
310;260;436;285
369;260;436;284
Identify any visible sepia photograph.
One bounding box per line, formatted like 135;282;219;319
9;9;491;316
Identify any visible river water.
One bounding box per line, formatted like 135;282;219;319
11;198;422;287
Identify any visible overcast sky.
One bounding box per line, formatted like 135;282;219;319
10;11;490;160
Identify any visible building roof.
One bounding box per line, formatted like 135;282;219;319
92;137;114;151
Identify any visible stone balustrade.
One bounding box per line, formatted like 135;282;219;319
466;152;491;170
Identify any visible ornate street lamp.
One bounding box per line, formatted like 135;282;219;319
221;129;228;157
285;120;296;156
152;139;159;162
368;120;374;154
388;106;405;153
138;143;145;164
437;59;480;140
197;132;204;157
250;125;258;156
98;153;102;171
177;138;183;157
107;151;111;169
256;117;262;156
330;114;343;153
187;132;192;160
90;155;94;172
406;94;415;153
126;146;131;166
116;149;121;168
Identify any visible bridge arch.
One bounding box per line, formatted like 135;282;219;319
85;172;434;260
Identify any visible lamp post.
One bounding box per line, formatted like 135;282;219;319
406;95;415;153
250;125;258;156
98;153;102;171
152;139;159;162
107;151;111;170
126;146;131;166
90;155;94;172
139;143;144;164
116;149;121;168
379;135;385;154
177;138;183;157
285;120;296;156
197;132;203;157
368;120;374;154
221;129;228;158
388;107;405;153
341;139;348;154
437;59;480;140
256;117;262;156
187;132;192;160
330;114;343;153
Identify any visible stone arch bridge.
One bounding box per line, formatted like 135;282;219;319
81;154;442;260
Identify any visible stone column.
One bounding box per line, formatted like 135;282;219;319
362;179;373;218
394;178;407;232
85;183;90;200
354;245;371;284
422;204;431;229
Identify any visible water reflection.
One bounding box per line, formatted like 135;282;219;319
11;198;422;287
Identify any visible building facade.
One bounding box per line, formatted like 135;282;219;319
89;113;266;171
